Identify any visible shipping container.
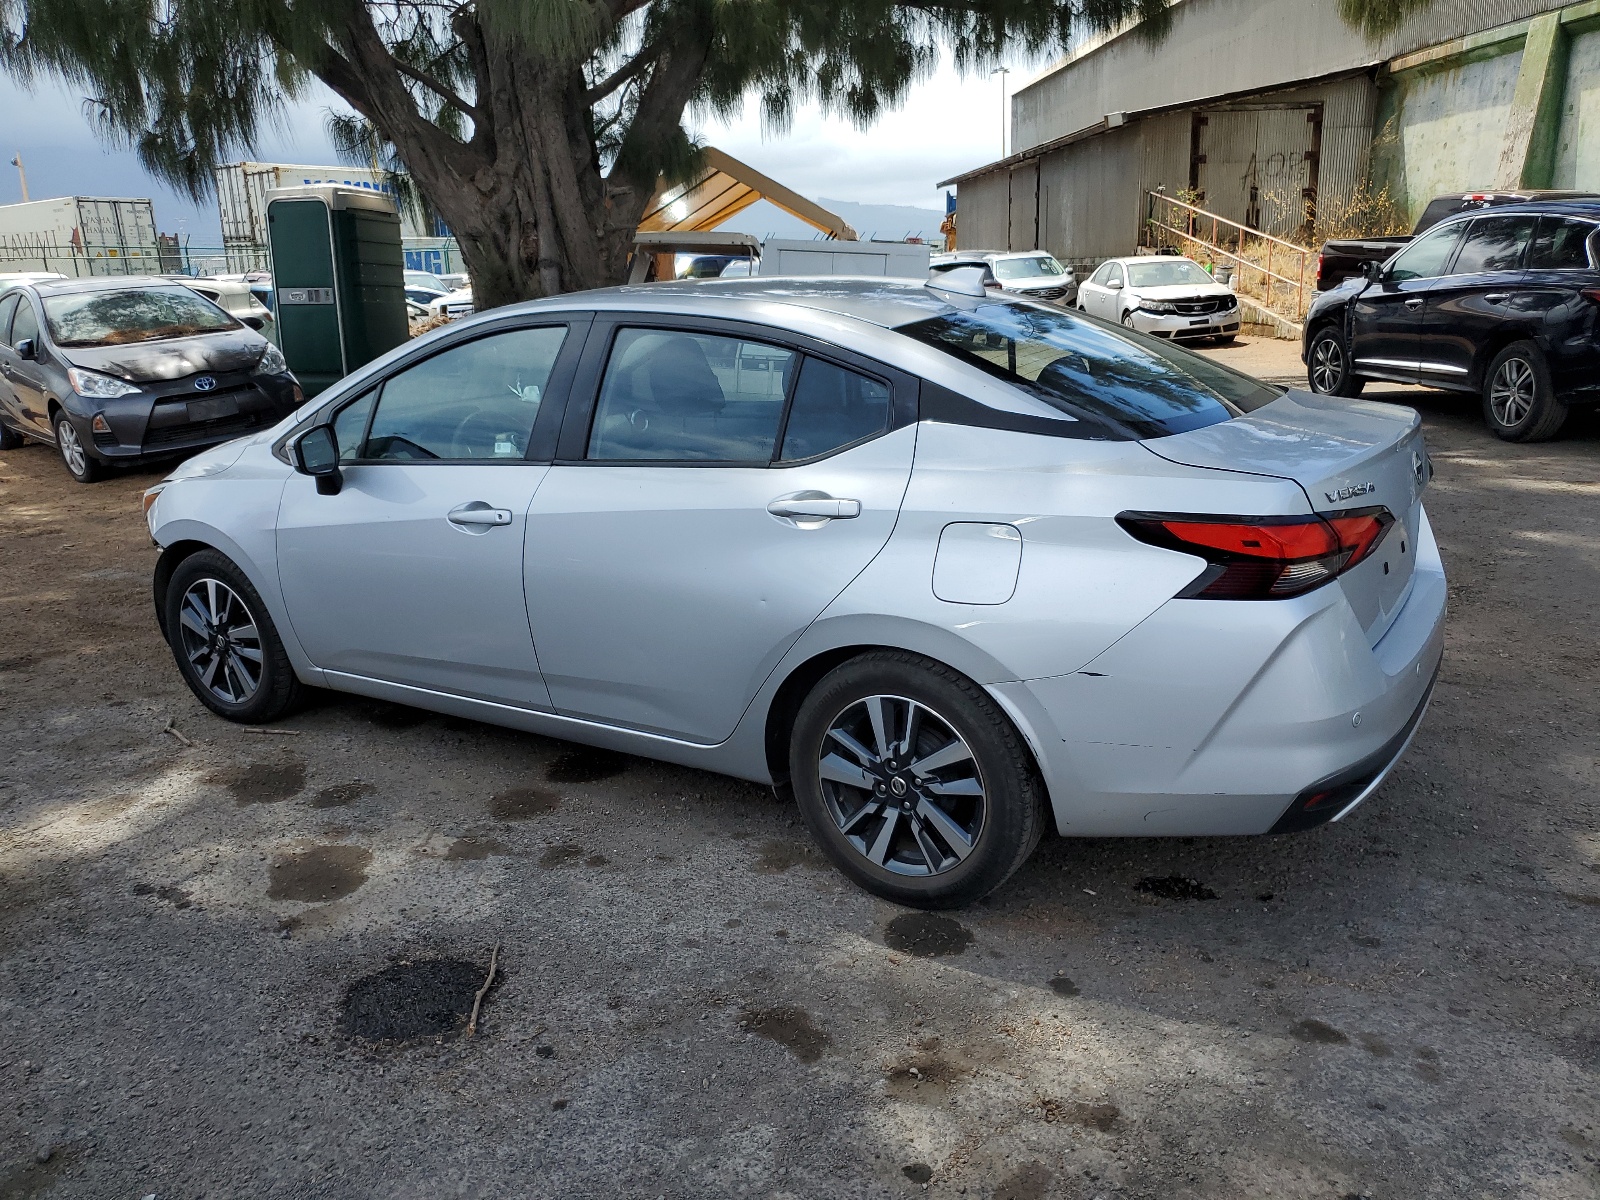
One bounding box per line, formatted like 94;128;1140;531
0;196;161;277
215;162;448;252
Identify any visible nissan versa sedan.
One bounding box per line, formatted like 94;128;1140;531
0;276;301;482
144;271;1445;907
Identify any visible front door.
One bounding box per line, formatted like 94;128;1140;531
1418;212;1536;384
0;292;24;434
1350;220;1466;380
276;321;581;709
525;320;916;743
4;295;54;435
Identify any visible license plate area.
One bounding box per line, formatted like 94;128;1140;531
187;396;241;422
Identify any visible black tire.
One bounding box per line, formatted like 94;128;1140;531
163;549;303;723
1482;340;1566;442
1120;310;1134;327
1306;327;1365;397
788;651;1047;909
53;411;105;482
1212;334;1237;345
0;421;23;450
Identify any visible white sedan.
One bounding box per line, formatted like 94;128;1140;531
1077;255;1241;342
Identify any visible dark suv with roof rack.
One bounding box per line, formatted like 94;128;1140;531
0;276;301;482
1303;199;1600;442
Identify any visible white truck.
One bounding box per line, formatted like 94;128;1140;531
0;196;162;277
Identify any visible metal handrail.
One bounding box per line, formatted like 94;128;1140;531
1143;191;1314;318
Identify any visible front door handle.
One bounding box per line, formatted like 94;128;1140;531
447;502;513;527
1403;298;1424;309
767;494;862;520
1483;293;1509;304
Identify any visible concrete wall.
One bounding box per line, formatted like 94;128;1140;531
1012;0;1567;152
1551;23;1600;187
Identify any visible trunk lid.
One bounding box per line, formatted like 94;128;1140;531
1143;389;1430;644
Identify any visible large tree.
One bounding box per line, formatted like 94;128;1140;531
0;0;1421;306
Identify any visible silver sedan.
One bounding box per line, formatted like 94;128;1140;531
145;271;1445;907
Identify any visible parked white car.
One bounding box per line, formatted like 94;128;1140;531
1076;255;1240;342
167;276;275;334
930;250;1077;304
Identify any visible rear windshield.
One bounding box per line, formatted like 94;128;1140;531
992;255;1066;280
43;286;238;347
897;301;1280;439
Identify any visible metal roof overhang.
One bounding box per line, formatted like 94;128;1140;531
639;147;858;240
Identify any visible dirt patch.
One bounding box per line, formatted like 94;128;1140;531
1135;875;1217;901
884;1039;966;1103
1292;1018;1349;1045
267;845;372;902
1067;1101;1121;1131
131;882;192;909
1048;974;1080;997
740;1004;829;1063
212;761;307;805
884;912;973;957
443;835;510;861
993;1162;1053;1200
79;793;137;824
545;748;630;783
488;786;560;820
339;957;493;1043
539;843;586;867
354;701;431;730
751;838;814;873
902;1163;933;1184
311;781;374;809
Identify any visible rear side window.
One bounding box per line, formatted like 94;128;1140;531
0;293;18;345
11;297;40;347
779;358;890;461
898;303;1277;439
1451;215;1535;274
1527;217;1596;270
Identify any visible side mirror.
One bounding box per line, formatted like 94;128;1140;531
241;316;265;331
1107;279;1123;290
14;338;36;361
1360;259;1385;282
293;425;343;495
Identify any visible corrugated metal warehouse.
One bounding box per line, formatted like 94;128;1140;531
943;0;1600;270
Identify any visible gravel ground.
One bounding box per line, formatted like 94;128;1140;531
2;338;1597;1199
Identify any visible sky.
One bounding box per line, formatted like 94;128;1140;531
0;47;1055;246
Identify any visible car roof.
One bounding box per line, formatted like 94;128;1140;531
29;275;198;297
1101;255;1200;266
1435;198;1600;220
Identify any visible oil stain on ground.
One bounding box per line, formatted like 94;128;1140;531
1048;975;1080;997
339;957;493;1043
311;781;374;809
884;912;973;957
132;882;192;910
885;1043;963;1103
268;845;372;902
545;748;630;784
740;1004;829;1063
1135;875;1217;901
213;761;307;805
1292;1018;1349;1045
539;843;586;867
752;839;815;873
354;701;431;730
444;835;510;861
488;786;561;819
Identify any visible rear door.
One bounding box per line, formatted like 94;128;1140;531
1350;220;1465;381
1417;213;1536;384
1517;216;1600;394
524;317;916;742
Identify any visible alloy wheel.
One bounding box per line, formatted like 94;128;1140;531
57;420;87;477
817;695;985;877
1489;356;1535;427
177;577;265;704
1311;336;1344;392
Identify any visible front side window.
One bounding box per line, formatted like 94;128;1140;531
362;325;566;461
588;328;794;461
779;358;891;461
993;255;1067;281
0;294;18;345
1088;263;1113;286
1450;215;1535;274
331;389;376;462
1126;259;1214;288
42;286;236;347
1387;222;1465;282
899;302;1279;439
1107;264;1126;287
1527;217;1596;270
11;296;40;347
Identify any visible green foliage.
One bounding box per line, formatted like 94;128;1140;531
1337;0;1435;38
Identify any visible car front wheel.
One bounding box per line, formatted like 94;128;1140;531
53;411;104;482
1307;327;1365;397
789;651;1046;909
164;549;304;723
1483;341;1566;442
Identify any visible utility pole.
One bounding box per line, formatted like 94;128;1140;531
991;67;1011;159
10;155;28;202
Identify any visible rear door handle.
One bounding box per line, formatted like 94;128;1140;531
1403;298;1424;309
447;502;513;527
767;495;861;520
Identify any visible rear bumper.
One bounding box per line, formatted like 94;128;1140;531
992;506;1446;837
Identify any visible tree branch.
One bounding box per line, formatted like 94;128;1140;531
389;52;479;119
584;41;660;104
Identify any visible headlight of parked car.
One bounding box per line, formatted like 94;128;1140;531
255;342;288;375
1140;300;1177;314
66;367;141;399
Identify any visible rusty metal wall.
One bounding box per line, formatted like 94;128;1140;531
1034;124;1144;269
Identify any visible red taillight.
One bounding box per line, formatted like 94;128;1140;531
1581;288;1600;306
1117;508;1394;600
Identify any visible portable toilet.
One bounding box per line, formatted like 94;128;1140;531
265;185;408;397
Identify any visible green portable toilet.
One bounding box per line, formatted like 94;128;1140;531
265;185;408;397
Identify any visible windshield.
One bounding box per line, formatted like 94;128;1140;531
897;302;1280;439
1125;259;1215;288
992;255;1066;281
43;286;238;347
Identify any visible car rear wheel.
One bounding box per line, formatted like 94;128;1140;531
1307;328;1365;397
1483;341;1566;442
0;421;23;451
164;549;303;723
53;412;104;483
789;651;1046;909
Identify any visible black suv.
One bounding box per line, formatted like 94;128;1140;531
1303;200;1600;441
0;276;301;482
